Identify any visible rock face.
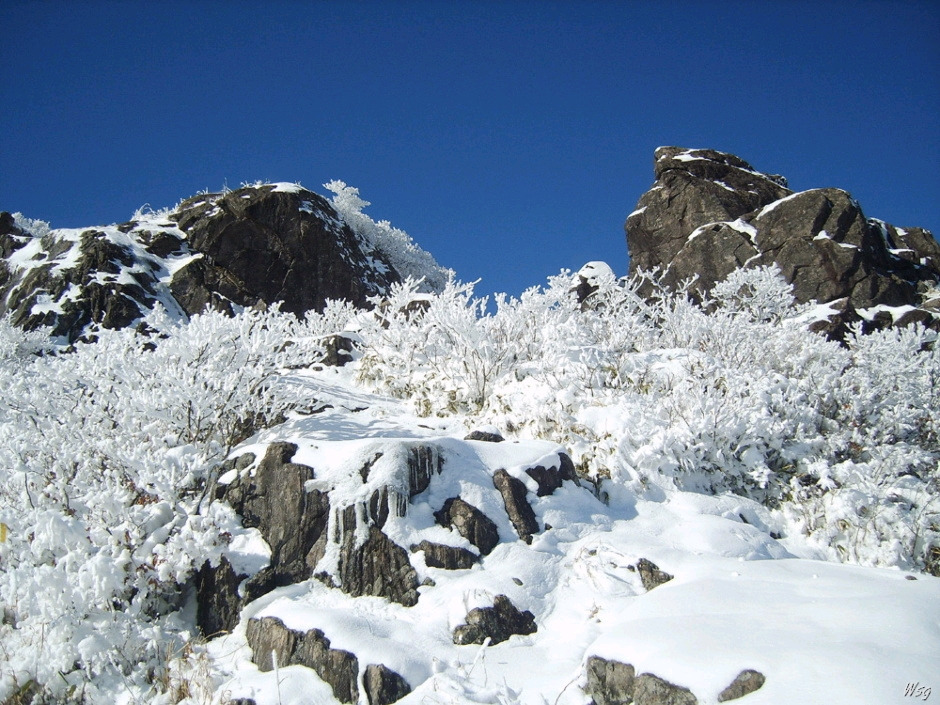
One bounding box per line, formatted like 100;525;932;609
0;182;437;342
219;442;329;587
245;616;362;703
337;525;420;606
197;436;580;701
625;147;940;335
169;185;398;317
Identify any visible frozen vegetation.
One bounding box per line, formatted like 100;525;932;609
0;229;938;702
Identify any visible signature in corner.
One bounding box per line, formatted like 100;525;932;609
905;682;932;701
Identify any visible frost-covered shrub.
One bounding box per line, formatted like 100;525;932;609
324;180;454;292
352;265;940;573
0;305;342;703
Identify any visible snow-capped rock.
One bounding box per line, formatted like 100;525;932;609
625;147;940;337
0;182;449;342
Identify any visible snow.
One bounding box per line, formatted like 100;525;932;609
754;190;806;219
208;433;940;705
856;304;917;323
269;182;306;194
1;261;938;705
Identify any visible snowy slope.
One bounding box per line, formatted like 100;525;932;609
198;364;939;705
0;262;937;705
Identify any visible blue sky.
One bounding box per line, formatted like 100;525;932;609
2;0;938;298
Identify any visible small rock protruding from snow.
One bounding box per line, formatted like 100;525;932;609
452;595;537;646
717;669;766;702
575;261;617;304
632;558;674;592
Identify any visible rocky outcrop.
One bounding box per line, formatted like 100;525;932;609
218;442;329;588
337;525;419;606
525;454;578;496
625;147;940;336
245;619;414;705
0;222;183;342
169;185;398;317
493;469;540;543
364;664;412;705
585;656;765;705
585;657;696;705
411;540;479;569
464;428;505;443
452;595;537;645
246;616;361;703
0;183;421;341
198;438;578;699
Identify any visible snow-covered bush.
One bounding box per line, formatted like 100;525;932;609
1;258;937;702
352;265;940;573
324;180;454;292
0;305;346;703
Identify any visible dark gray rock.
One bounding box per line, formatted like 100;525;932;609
246;616;359;703
245;616;298;672
626;147;790;278
196;443;330;636
407;444;444;497
525;453;578;496
0;211;31;258
434;497;500;556
411;540;478;569
625;147;940;337
338;525;419;606
170;185;398;316
194;556;244;638
717;670;765;702
322;333;357;367
452;595;537;645
218;442;329;586
634;558;674;591
584;657;699;705
364;664;412;705
0;226;177;342
1;182;415;342
634;674;697;705
492;469;539;543
585;656;636;705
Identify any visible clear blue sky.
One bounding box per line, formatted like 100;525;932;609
2;0;938;298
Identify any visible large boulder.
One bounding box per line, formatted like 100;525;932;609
169;185;398;316
0;182;421;341
625;147;940;335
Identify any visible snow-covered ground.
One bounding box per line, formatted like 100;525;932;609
0;262;937;705
199;365;939;705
